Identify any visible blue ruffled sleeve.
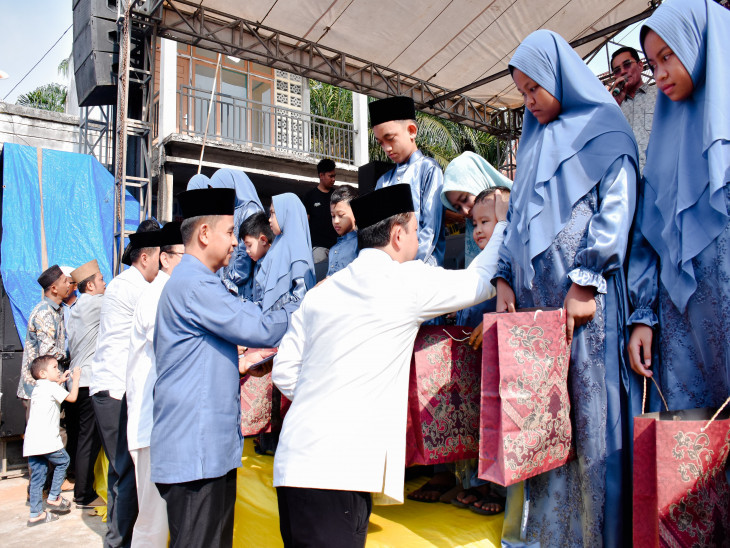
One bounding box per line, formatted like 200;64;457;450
626;186;660;327
493;203;515;287
567;156;636;294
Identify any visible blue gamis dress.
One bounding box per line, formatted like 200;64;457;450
628;0;730;411
497;30;639;548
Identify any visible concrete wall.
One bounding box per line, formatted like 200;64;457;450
0;102;80;154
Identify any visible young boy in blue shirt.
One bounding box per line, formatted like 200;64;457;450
240;211;275;303
327;185;358;276
370;96;445;267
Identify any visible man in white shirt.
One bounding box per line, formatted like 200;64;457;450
125;221;183;548
90;221;161;548
272;184;502;547
67;259;106;509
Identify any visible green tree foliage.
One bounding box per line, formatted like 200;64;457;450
309;79;499;168
16;83;67;113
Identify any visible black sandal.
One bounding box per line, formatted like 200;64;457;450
469;493;506;516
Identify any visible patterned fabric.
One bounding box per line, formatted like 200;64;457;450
18;297;67;398
497;187;636;547
240;372;290;437
619;83;657;173
478;309;572;486
631;184;730;412
405;326;481;466
633;409;730;547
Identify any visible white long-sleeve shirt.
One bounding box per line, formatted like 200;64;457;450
126;271;169;451
272;233;502;505
90;265;150;398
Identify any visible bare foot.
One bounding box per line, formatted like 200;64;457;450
406;471;456;503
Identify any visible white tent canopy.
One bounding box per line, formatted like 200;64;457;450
159;0;652;110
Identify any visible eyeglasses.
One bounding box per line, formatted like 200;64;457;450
612;59;637;76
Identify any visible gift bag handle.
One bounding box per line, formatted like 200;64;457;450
641;376;669;414
701;394;730;432
442;329;472;342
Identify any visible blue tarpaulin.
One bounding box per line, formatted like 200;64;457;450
1;143;140;343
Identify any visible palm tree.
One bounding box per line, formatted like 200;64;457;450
16;83;67;113
309;80;499;167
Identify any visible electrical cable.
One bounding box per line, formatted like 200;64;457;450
2;24;72;101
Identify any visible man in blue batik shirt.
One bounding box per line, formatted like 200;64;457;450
371;96;445;267
151;186;298;548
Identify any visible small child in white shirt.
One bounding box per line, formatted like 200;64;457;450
23;355;80;526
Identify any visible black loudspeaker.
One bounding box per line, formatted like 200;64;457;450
357;161;393;196
0;276;22;352
0;352;26;437
72;0;143;107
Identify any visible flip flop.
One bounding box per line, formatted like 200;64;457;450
469;493;506;516
451;486;489;508
406;481;456;503
27;512;59;527
47;498;72;514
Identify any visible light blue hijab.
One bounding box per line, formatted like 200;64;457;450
440;151;513;265
209;169;264;231
505;30;638;289
209;169;265;295
256;193;315;312
639;0;730;312
186;173;211;190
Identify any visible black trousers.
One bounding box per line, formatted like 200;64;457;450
157;468;237;548
92;392;138;548
276;486;372;548
62;399;79;479
73;387;101;504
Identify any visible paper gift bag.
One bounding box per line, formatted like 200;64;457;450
633;406;730;548
478;309;573;486
240;373;291;437
405;325;482;466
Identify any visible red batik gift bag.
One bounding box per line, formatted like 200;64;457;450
405;325;482;466
633;402;730;548
239;348;291;437
478;309;573;486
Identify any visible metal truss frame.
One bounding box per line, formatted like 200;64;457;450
133;0;522;139
112;0;156;273
79;105;115;171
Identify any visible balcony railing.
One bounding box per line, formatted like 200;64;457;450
177;85;355;164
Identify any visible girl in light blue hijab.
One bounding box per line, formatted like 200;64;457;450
496;29;638;548
440;151;512;265
628;0;730;411
255;193;315;312
209;169;264;300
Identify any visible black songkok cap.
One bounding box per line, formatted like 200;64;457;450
368;96;417;127
178;188;236;219
122;225;163;266
160;221;183;246
350;185;414;229
37;264;64;290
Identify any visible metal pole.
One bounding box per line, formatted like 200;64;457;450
113;0;132;275
198;53;222;174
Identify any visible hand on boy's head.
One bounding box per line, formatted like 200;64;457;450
494;189;510;222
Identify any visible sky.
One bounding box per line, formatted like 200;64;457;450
0;0;74;103
0;1;642;106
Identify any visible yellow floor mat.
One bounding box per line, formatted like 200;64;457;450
233;442;502;547
93;441;502;546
